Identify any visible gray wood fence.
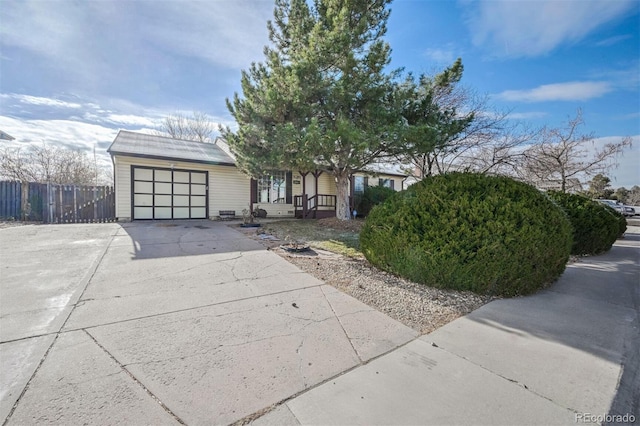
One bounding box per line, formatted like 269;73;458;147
0;181;116;223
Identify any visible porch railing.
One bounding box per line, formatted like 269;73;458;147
294;194;337;219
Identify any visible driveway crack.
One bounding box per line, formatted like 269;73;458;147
84;329;187;425
320;286;363;363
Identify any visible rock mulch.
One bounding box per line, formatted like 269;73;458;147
278;251;489;334
237;224;489;335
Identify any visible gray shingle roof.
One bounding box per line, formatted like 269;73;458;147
107;130;236;166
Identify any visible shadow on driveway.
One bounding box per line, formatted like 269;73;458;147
117;220;264;260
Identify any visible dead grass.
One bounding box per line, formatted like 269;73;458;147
261;218;364;257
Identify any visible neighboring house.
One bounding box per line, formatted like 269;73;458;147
0;130;15;141
107;131;406;221
534;178;583;193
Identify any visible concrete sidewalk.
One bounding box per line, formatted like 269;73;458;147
256;228;640;425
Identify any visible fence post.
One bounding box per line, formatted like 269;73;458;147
21;181;29;221
47;182;52;224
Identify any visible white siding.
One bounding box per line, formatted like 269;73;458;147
317;173;337;195
254;203;295;218
113;155;250;220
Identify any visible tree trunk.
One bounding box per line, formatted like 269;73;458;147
335;171;351;220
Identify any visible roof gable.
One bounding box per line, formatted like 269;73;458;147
107;131;236;166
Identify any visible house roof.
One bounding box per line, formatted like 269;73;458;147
108;130;236;166
0;130;15;141
361;162;408;177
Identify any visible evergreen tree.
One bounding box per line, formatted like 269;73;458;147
222;0;402;220
588;173;614;199
397;58;476;178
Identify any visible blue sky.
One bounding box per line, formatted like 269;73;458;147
1;0;638;187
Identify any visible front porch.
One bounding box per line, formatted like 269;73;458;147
293;194;337;219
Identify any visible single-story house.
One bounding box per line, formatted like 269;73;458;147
107;130;406;221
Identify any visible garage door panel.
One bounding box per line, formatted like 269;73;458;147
191;173;206;184
174;183;190;195
191;185;206;196
135;168;153;181
174;195;189;207
154;195;172;206
155;170;172;182
191;207;206;218
155;182;172;194
134;181;153;193
174;171;190;183
134;207;153;219
191;196;206;207
173;207;189;219
134;194;153;206
154;207;172;219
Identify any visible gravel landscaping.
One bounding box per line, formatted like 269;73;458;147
237;219;490;334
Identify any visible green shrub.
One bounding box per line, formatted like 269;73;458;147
546;191;620;255
356;185;396;217
360;173;572;297
599;204;627;239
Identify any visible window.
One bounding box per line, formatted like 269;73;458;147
257;171;287;203
379;178;395;190
354;176;366;194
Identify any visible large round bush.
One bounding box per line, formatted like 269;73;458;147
546;191;620;255
360;173;572;297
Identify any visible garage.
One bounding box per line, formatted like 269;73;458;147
108;131;251;222
132;166;208;220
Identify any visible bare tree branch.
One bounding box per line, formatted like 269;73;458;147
0;143;107;185
518;109;632;192
156;111;216;142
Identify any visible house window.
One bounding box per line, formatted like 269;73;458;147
379;178;395;190
354;176;366;194
258;171;287;203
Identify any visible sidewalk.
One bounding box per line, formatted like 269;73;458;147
254;228;640;425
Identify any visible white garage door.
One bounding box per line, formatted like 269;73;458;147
132;167;208;219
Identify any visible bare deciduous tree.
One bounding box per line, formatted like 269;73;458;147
0;143;107;185
517;110;632;192
626;186;640;205
156;111;216;142
397;69;528;180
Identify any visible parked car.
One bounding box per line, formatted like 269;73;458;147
595;199;636;217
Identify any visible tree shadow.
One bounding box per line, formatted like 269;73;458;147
117;220;265;260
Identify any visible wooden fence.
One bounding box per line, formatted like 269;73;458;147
0;181;116;223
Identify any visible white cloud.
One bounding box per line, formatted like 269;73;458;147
1;94;82;109
82;113;158;128
0;0;273;82
508;111;548;120
0;115;118;170
588;61;640;92
595;34;633;47
497;81;612;102
139;1;273;69
424;46;458;65
464;0;636;57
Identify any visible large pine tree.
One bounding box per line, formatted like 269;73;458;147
222;0;402;220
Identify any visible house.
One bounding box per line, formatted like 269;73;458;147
107;131;406;221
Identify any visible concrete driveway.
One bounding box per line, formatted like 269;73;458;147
0;221;417;425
